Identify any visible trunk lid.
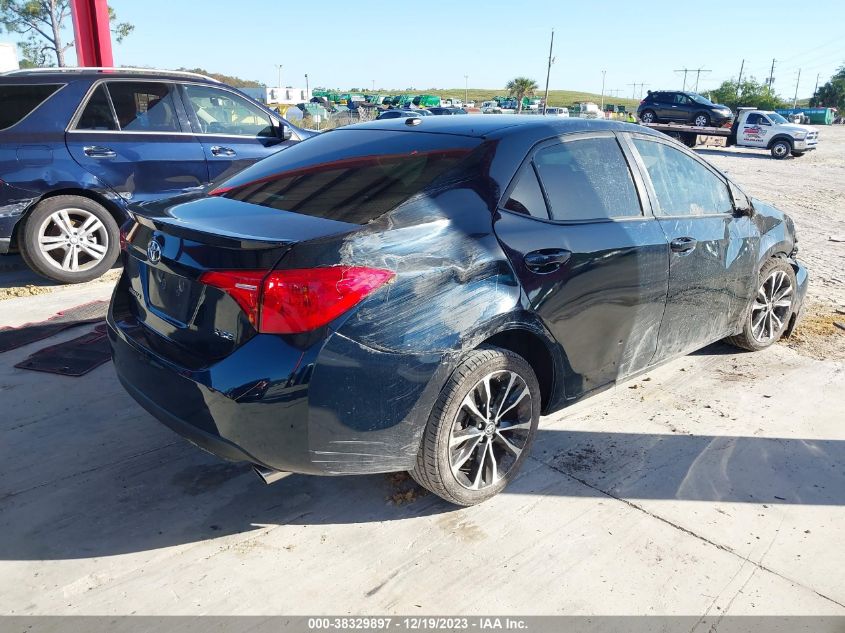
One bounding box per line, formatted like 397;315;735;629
119;195;358;364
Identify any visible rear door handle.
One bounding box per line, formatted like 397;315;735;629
524;248;571;273
83;146;116;159
211;146;237;157
670;237;697;253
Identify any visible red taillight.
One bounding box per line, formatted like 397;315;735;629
200;267;394;334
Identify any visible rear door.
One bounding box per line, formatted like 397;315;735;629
653;92;675;120
493;132;669;401
66;80;208;204
178;83;297;183
626;133;759;359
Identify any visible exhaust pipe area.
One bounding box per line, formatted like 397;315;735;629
253;465;289;485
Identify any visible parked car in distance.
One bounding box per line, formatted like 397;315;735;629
638;90;733;127
376;109;432;120
0;67;312;283
428;107;468;116
111;115;807;506
545;107;569;117
572;102;602;119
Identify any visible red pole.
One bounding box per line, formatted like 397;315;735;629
70;0;114;67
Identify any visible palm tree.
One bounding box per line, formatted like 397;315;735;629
506;77;539;113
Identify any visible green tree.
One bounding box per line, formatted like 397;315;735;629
178;67;264;88
706;76;786;111
506;76;538;113
0;0;133;67
810;64;845;110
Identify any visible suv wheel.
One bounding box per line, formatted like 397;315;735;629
770;139;792;159
640;109;657;124
693;113;711;127
20;195;119;284
410;347;540;506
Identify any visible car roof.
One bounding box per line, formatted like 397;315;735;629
353;114;653;139
1;67;220;83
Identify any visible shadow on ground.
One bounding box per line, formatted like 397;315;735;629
1;419;842;560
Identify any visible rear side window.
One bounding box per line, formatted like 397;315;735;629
217;130;482;224
106;81;181;132
0;84;62;130
503;165;549;219
76;85;118;130
534;136;642;221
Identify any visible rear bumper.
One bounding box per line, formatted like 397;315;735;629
108;287;445;476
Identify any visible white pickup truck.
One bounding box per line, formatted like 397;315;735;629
641;108;820;159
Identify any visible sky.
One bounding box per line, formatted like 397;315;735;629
5;0;845;99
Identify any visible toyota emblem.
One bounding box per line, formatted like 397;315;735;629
147;239;162;264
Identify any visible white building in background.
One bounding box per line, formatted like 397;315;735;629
0;43;20;72
241;86;312;106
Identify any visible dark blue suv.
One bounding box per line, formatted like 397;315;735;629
0;68;313;283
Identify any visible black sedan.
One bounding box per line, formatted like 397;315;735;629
637;90;734;127
110;116;807;506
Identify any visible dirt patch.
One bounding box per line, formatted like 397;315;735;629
782;304;845;361
385;471;428;505
0;285;54;301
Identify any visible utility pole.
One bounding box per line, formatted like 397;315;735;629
813;72;820;101
735;59;745;103
675;68;690;90
276;64;283;89
464;74;469;104
600;70;606;110
693;68;711;92
372;79;375;91
792;68;801;110
767;58;776;94
542;29;555;115
628;82;637;100
305;73;309;99
639;83;649;99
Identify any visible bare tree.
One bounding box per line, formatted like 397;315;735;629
1;0;133;67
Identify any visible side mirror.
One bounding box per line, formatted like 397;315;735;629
729;181;754;216
278;123;293;141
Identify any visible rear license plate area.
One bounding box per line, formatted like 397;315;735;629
146;267;197;323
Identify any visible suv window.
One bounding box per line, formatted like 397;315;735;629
75;85;118;130
0;84;62;130
106;81;181;132
673;93;690;105
632;138;733;216
503;164;549;219
183;85;274;137
533;136;642;221
217;130;482;224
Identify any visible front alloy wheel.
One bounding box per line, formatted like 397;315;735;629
694;113;710;127
725;258;797;352
411;347;540;506
750;269;794;344
771;140;791;159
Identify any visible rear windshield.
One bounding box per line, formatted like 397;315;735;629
217;129;482;224
0;84;62;130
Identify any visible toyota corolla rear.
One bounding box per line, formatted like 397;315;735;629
108;125;496;477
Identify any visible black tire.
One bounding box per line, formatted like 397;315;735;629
410;346;541;506
770;139;792;159
19;195;119;284
725;258;797;352
693;112;711;127
640;109;657;124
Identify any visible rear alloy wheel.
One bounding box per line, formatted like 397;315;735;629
693;113;711;127
770;139;792;159
20;195;119;284
640;109;657;124
726;258;796;351
410;347;540;506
